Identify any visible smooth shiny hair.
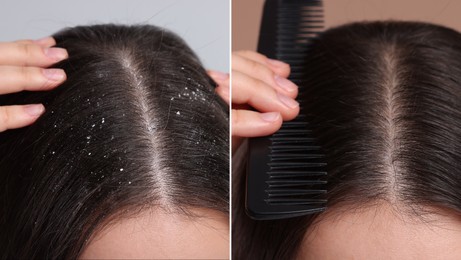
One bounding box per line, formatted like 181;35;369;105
0;24;228;259
234;21;461;259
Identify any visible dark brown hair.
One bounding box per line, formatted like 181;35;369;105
234;21;461;259
0;24;228;259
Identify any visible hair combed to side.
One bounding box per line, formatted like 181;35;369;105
233;21;461;259
0;24;228;259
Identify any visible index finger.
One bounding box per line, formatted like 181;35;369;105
0;41;68;67
15;36;56;48
234;51;291;78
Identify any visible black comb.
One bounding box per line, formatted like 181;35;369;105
246;0;327;220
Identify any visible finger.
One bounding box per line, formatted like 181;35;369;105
216;85;229;104
232;71;299;121
233;52;297;98
234;50;291;78
232;109;282;137
208;70;229;85
208;70;230;104
33;36;57;47
0;42;68;67
14;36;56;48
0;66;66;94
0;104;45;132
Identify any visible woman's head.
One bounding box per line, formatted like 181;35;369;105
0;24;229;259
234;21;461;259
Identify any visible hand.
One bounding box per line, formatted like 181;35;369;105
0;37;68;132
209;50;300;152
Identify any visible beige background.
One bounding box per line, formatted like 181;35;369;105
233;0;461;51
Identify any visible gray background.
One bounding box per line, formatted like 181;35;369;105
0;0;229;72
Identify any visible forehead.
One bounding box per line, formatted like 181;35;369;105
299;202;461;260
80;208;229;259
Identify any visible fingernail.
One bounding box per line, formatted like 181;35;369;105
34;36;53;45
43;69;66;81
24;104;45;117
260;112;280;122
277;92;299;109
44;47;68;61
267;58;288;68
275;75;298;92
209;70;229;81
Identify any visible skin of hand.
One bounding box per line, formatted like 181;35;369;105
209;50;300;152
0;37;68;132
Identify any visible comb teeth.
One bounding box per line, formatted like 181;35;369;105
246;0;327;220
265;122;327;206
266;199;327;206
